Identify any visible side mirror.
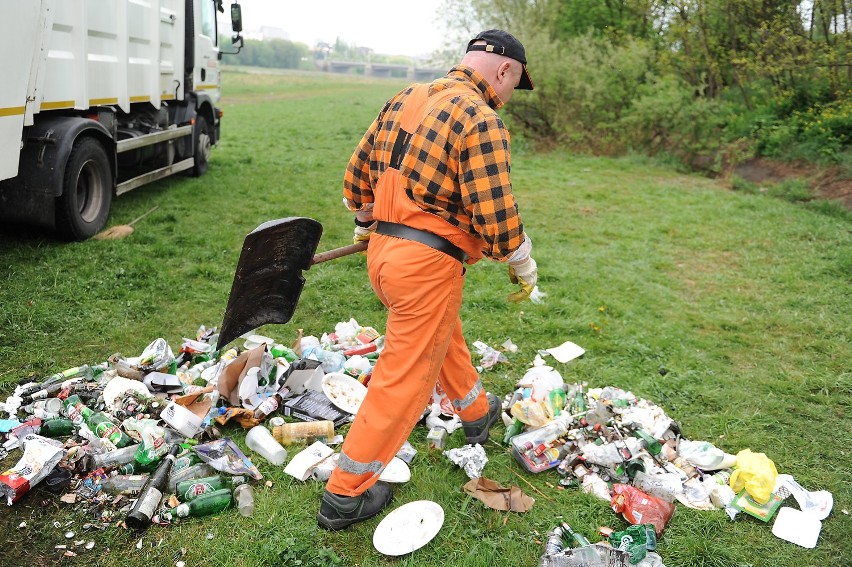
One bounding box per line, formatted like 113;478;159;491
230;3;242;33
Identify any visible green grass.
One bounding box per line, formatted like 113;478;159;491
1;67;850;567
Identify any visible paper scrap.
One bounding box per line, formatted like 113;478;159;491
545;341;585;363
462;477;534;512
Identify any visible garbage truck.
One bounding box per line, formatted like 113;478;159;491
0;0;244;240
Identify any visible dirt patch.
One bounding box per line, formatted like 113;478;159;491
733;158;852;210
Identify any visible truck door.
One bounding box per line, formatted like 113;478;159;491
195;0;220;102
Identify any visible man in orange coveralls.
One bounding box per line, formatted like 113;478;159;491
318;30;539;530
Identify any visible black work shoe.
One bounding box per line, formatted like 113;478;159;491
317;481;393;530
461;393;502;445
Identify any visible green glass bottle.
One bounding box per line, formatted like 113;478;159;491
39;418;74;438
571;385;587;415
176;475;245;502
632;429;662;456
171;450;202;473
86;411;133;448
171;488;233;518
560;521;591;547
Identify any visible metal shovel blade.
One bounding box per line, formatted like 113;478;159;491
217;217;323;349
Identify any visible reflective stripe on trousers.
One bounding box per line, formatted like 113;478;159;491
324;234;489;496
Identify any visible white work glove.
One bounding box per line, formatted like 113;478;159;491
507;256;538;303
353;221;376;243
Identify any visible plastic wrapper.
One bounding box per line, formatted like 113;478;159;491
518;365;563;402
137;337;175;372
510;400;551;427
122;418;169;466
194;437;262;480
729;449;777;504
0;434;65;505
610;484;675;536
471;341;508;369
443;444;487;479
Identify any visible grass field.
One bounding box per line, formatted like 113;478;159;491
0;67;850;567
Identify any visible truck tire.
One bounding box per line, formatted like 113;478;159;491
55;137;113;241
192;114;211;177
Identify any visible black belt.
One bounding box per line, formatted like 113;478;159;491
375;221;468;263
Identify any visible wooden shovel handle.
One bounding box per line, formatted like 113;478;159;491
310;241;368;265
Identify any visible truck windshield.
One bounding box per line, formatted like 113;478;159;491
200;0;218;46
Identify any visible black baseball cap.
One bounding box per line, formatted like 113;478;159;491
466;29;534;90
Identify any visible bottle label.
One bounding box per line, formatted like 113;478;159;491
182;481;216;500
67;404;85;425
133;487;163;521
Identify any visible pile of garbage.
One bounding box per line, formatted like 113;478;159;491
0;325;836;564
465;342;834;566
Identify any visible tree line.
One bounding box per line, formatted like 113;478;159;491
437;0;850;171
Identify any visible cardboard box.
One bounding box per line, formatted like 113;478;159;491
282;390;351;428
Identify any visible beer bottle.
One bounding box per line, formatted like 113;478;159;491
125;445;180;530
175;474;245;502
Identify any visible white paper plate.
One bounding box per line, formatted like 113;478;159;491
243;334;275;351
321;372;367;414
373;500;444;556
378;457;411;484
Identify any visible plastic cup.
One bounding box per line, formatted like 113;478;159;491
245;425;288;465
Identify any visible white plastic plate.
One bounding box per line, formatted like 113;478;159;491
771;506;822;548
321;372;367;414
378;457;411;483
373;500;444;556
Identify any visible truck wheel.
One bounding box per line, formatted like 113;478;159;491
56;137;113;241
192;114;211;177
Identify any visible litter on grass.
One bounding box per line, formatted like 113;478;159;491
0;323;835;565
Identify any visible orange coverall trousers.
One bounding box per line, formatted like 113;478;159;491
324;232;490;496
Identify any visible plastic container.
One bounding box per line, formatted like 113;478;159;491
90;444;141;469
272;420;334;445
245;425;288;465
234;483;255;516
510;415;573;473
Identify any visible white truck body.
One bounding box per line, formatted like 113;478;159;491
0;0;242;239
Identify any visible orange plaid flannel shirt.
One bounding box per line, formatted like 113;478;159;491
343;65;525;261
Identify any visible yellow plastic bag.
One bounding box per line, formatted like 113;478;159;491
729;449;778;504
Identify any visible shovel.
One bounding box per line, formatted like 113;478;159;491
217;217;368;349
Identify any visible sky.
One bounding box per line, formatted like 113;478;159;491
233;0;450;57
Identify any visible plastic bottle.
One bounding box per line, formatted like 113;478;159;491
510;413;573;473
100;474;148;494
544;527;564;555
38;418;74;438
126;445;180;530
91;444;141;469
176;474;245;502
233;483;255;516
272;420;334;445
172;487;233;518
